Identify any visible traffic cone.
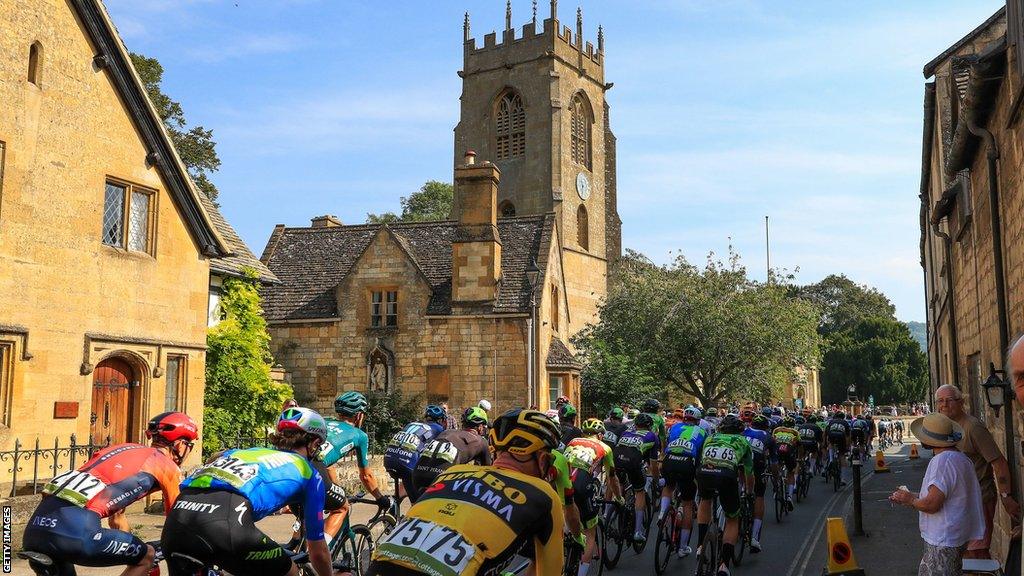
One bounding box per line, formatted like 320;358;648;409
874;449;889;473
909;443;920;459
824;517;866;575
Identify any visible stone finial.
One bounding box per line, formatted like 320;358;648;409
464;150;477;165
576;7;583;49
551;0;557;20
533;0;537;24
598;24;604;53
506;0;512;30
463;12;470;42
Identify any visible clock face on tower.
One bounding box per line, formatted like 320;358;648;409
576;172;591;201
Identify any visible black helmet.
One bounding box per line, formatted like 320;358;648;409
718;414;744;434
489;409;561;456
641;398;661;413
834;411;846;420
634;412;654;429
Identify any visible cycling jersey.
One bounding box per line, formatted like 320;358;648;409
742;428;773;465
548;449;574;506
560;424;583;448
772;427;800;453
319;418;370;468
602;421;628;446
564;436;615;477
642;412;668;446
826;418;851;439
797;423;823;446
384;422;443;473
699;434;753;478
412;429;492;498
613;428;660;489
368;465;564;576
664;423;707;460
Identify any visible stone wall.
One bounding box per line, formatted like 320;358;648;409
0;0;210;463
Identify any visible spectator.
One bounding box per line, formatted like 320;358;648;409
890;413;984;576
935;384;1021;559
439;402;458;431
282;398;298;411
1006;335;1024;576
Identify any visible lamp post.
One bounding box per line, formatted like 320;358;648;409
982;362;1009;417
525;259;541;409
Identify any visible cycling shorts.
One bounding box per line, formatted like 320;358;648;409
753;461;768;497
851;430;866;444
387;468;417;503
161;488;292;576
696;472;742;519
799;441;819;453
615;461;647;492
23;497;148;571
661;456;698;501
827;434;847;453
570;469;601;530
312;460;347;512
777;449;797;472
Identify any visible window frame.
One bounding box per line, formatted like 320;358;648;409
495;91;526;160
102;178;157;256
570;93;592;169
548;374;564;409
163;354;187;413
370;289;399;328
28;42;42;87
0;341;15;426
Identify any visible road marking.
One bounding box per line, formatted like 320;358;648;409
785;469;874;576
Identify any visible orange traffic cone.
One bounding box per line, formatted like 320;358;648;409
874;449;889;473
824;517;866;575
909;443;920;459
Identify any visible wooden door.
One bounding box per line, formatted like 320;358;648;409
91;358;134;444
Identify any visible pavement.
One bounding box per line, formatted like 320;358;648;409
8;440;930;576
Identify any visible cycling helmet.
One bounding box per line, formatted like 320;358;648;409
808;414;819;423
634;413;654;429
608;407;625;420
146;412;199;444
626;409;640;419
555;396;570;407
782;417;796;428
559;403;578;419
771;407;782;416
462;406;489;427
794;416;805;425
641;398;661;413
856;414;865;420
672;408;687;420
707;407;719;417
334;391;368;416
581;418;605;435
752;414;770;430
544;409;560;421
761;407;773;416
835;411;846;420
278;407;328;441
425;404;446;422
683;406;703;421
740;410;755;423
718;414;744;434
490;409;561;456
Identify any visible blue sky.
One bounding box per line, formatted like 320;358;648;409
104;0;1005;322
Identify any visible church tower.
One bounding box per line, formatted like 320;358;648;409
454;1;622;337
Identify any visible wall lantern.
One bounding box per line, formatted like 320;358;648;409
982;362;1008;416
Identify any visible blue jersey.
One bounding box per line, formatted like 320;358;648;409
383;422;442;472
319;418;370;468
742;428;773;464
664;423;706;459
182;447;326;540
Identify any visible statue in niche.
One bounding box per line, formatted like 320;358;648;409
369;351;389;391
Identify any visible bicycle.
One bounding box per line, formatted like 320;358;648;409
772;468;787;523
596;498;625;570
824;447;841;492
732;494;754;567
290;493;396;575
694;494;722;576
653;488;685;575
795;455;811;502
20;541;169;576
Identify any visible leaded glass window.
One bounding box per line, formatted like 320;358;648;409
102;183;125;247
571;94;591;169
102;181;154;254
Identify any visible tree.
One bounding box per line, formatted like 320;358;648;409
793;274;896;337
576;337;662;415
819;316;929;404
576;250;821;408
130;53;221;202
361;389;424;453
204;271;293;455
367;180;453;223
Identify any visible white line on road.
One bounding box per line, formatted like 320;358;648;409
785;470;874;576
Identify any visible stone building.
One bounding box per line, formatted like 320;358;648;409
919;4;1023;566
262;4;619;414
0;0;273;461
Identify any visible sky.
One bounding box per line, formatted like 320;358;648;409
104;0;1007;322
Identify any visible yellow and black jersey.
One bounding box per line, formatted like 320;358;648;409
368;464;564;576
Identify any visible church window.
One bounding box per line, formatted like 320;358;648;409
577;205;589;251
102;180;155;255
571;93;592;169
371;290;398;327
499;200;516;218
551;285;560;332
496;91;525;160
28;42;42;86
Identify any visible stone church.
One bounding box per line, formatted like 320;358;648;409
261;3;621;414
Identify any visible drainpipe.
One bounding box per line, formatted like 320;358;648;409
931;218;961;388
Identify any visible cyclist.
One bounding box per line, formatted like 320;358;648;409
742;413;774;553
162;408;334;576
613;412;661;544
24;412;196;576
565;418;622;576
705;407;721;430
317;391;392;545
624;408;639;426
412;407;492;499
383;405;446;503
696;415;754;576
559;403;583;447
661;406;707;558
772;417;800;511
893;418;905;443
851;415;871;455
877;417;890;448
797;414;823;476
602;407;628;446
640;398;667;447
555;395;570;409
825;411;851;483
367;409;565;575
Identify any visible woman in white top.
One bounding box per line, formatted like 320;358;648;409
890;412;985;576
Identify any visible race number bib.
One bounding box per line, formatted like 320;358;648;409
423;440;459;464
195;455;258;488
703;446;737;463
377;518;477;576
800;428;816;440
564;444;599;470
746;438;765;453
44;470;107;506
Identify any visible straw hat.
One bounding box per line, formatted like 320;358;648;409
910;413;963;448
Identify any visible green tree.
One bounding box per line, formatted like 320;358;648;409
819;316;929;404
361;389;424;453
204;271;292;455
130;53;221;202
367;180;453;223
793;274;896;337
577;250;821;407
575;337;662;415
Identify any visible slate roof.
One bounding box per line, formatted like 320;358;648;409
260;214;555;321
199;194;278;283
546;337;582;371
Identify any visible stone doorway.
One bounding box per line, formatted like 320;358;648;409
90;357;137;444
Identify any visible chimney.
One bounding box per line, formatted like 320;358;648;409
310;215;342;228
452;151;502;304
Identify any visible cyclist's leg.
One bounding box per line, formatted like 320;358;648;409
678;459;699;554
694;472;715;552
574;472;600;576
751;461;766;546
314;460;350;543
627;466;646;540
718;475;742;573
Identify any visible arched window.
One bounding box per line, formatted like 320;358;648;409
570;93;592;169
496;91;525;160
499;200;516;218
28;42;42;86
576;205;589;251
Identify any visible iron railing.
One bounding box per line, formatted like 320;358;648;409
0;435;111;497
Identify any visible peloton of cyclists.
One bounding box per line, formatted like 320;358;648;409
564;418;623;576
661;406;708;558
696;414;754;576
613;412;661;544
382;405;446;503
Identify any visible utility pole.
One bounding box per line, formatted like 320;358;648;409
765;215;771;283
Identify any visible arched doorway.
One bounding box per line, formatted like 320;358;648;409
90;357;137;444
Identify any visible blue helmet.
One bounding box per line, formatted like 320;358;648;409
425;404;446;422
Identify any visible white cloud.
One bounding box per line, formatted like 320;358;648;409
183;33;306;63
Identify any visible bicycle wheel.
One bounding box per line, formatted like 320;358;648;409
593;518;605;576
365;514;396;552
349;524;374;576
773;482;784;523
653;508;674;575
601;506;624;569
832;462;841;492
563;539;581;576
733;505;748;566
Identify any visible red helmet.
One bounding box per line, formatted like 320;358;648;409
740;410;755;423
555;396;570;407
146;412;198;444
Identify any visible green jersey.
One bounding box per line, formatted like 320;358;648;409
549;449;573;506
700;433;753;476
643;412;668;446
